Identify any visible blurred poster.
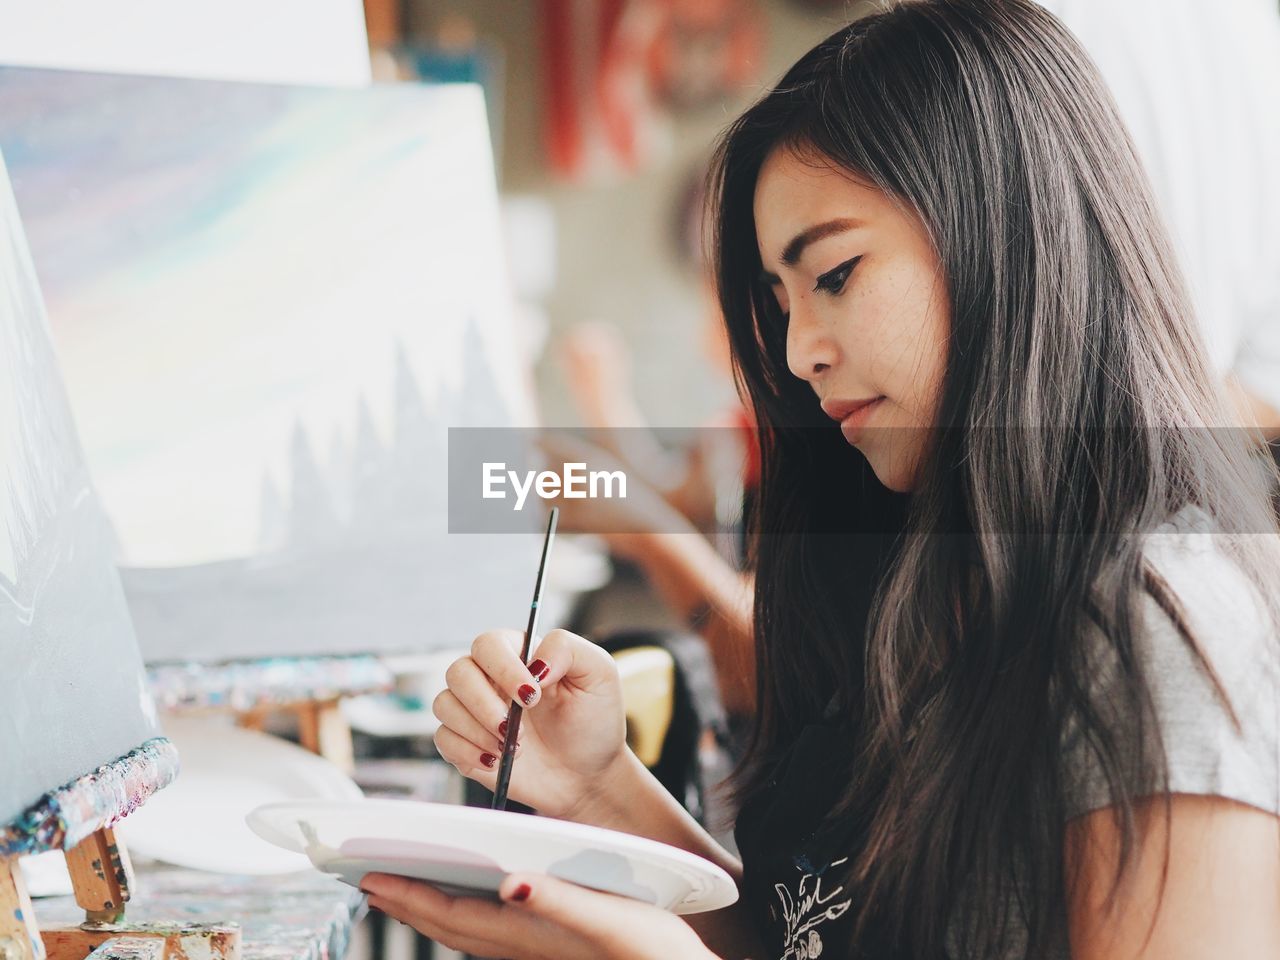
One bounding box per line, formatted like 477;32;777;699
539;0;762;181
541;0;667;180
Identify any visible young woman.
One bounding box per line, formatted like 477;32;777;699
360;1;1280;957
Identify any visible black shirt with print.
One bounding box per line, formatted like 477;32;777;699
733;696;899;960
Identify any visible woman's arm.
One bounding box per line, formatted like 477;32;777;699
566;748;769;960
1065;794;1280;958
612;529;756;714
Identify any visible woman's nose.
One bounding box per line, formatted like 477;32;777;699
785;301;837;382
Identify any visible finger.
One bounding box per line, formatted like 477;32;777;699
526;629;618;696
496;872;642;951
364;875;547;960
444;655;516;730
432;688;516;751
471;630;550;708
366;893;511;959
433;724;506;782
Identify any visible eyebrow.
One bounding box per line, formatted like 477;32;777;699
759;217;863;283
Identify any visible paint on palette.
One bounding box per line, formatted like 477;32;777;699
0;67;543;664
0;148;170;844
0;737;179;857
148;656;393;712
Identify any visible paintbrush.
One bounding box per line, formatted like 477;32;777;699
491;507;558;811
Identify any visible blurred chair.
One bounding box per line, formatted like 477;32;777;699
599;629;731;826
613;645;677;767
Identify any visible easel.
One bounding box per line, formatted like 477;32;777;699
145;656;395;775
0;828;239;960
236;697;355;772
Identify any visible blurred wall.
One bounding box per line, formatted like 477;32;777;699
404;0;863;426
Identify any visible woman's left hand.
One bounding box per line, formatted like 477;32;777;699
360;871;720;960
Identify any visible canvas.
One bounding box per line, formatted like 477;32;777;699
0;149;167;837
0;68;542;663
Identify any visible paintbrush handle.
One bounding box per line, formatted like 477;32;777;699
491;508;558;811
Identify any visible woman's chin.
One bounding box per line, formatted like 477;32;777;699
862;449;918;494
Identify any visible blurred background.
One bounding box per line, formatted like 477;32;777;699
2;3;1277;960
361;0;862;427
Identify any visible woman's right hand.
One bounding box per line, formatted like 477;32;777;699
431;628;629;820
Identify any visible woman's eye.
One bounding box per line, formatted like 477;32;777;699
813;256;862;295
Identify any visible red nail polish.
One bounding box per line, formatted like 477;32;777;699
498;719;509;737
480;752;497;768
518;684;537;705
527;659;550;682
509;883;531;902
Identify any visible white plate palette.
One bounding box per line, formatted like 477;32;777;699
246;798;738;915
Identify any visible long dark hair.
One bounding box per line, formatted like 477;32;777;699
709;1;1280;957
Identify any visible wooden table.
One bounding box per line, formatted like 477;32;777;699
32;862;364;960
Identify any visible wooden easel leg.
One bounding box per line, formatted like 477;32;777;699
63;830;132;924
44;836;239;960
297;700;354;773
0;855;45;960
12;831;240;960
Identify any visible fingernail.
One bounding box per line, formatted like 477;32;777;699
498;719;509;738
509;883;531;902
527;659;550;682
518;684;537;706
480;752;497;768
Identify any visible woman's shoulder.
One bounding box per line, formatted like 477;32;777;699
1062;506;1280;821
1141;504;1275;649
1140;504;1277;666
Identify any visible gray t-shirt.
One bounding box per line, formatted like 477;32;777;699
949;508;1280;958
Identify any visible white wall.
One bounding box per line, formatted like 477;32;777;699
0;0;371;86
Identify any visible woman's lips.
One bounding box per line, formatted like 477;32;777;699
840;398;884;442
820;396;885;443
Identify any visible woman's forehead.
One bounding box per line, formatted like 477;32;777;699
753;149;890;261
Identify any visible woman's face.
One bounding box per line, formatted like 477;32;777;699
753;146;951;492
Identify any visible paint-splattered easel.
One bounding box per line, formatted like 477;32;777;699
147;656;395;772
0;743;240;960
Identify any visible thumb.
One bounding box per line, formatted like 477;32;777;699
530;629;619;695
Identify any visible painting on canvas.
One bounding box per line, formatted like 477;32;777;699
0;68;542;663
